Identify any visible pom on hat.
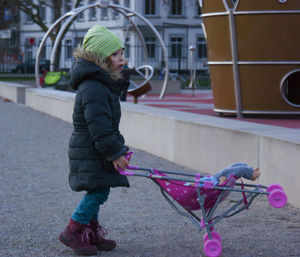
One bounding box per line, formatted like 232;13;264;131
82;25;124;58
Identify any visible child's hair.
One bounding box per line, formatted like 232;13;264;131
106;55;114;68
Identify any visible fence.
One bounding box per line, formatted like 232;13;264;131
0;43;209;77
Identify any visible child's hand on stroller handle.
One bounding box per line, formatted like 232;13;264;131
118;151;137;175
113;155;129;171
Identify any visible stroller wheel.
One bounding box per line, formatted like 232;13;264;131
267;183;284;194
268;189;287;208
203;231;222;243
204;239;222;257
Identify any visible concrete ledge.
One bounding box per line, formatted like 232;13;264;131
0;81;31;104
26;88;75;123
1;82;300;208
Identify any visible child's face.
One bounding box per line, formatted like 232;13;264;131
108;49;124;73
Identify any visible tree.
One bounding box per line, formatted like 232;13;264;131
12;0;81;70
12;0;81;42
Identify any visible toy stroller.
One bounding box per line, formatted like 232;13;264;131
119;152;287;257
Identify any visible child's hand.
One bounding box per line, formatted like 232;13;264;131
113;155;129;171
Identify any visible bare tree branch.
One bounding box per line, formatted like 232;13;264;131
11;0;91;69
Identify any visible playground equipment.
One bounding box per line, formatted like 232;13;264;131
200;0;300;117
127;65;153;103
35;2;169;100
188;44;197;90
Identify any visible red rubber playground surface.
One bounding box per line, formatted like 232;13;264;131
127;90;300;129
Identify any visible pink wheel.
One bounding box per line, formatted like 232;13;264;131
267;183;284;195
203;231;222;243
203;239;222;257
268;189;287;208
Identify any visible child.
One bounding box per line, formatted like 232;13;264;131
200;163;261;185
59;25;130;256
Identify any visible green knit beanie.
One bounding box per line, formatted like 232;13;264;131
82;25;124;58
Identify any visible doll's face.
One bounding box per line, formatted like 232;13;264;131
108;49;124;73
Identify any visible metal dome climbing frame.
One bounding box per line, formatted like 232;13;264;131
35;2;169;99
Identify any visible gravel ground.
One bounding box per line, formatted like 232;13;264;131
1;97;300;257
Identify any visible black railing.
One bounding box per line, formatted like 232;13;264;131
0;44;209;77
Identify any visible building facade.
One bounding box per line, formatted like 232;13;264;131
0;2;20;72
17;0;207;73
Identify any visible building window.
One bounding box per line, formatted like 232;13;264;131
77;0;85;21
39;5;46;22
25;38;33;61
75;37;84;47
197;3;201;16
111;0;120;19
64;0;72;12
65;39;73;59
25;12;33;23
124;0;130;8
51;8;55;22
10;30;18;47
170;36;183;58
145;0;156;15
124;37;130;59
89;0;97;20
170;0;183;16
197;37;207;59
100;3;109;20
145;37;156;59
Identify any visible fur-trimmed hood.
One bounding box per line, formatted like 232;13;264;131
69;46;123;92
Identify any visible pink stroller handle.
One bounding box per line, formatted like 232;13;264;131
127;165;139;170
119;169;135;176
126;151;134;160
195;173;201;187
119;151;140;175
118;151;134;175
119;165;140;176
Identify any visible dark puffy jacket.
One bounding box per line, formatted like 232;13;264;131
68;52;129;192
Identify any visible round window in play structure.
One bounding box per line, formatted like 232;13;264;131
280;70;300;107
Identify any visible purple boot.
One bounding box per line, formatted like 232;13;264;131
89;219;116;251
59;219;98;256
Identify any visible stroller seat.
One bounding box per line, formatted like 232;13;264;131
152;169;237;211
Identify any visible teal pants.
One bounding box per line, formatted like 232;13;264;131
71;187;110;224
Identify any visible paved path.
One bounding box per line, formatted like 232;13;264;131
1;97;300;257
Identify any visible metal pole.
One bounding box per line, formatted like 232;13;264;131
188;45;196;92
228;7;243;118
117;9;149;75
50;5;92;72
34;11;76;87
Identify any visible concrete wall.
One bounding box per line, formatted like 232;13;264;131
26;88;75;123
1;81;300;208
0;82;30;104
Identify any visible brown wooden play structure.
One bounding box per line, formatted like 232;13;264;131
200;0;300;117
